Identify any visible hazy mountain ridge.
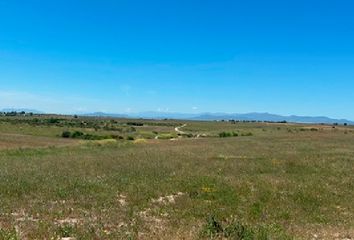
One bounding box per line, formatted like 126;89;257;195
1;109;353;124
82;112;129;118
85;111;354;124
192;112;354;124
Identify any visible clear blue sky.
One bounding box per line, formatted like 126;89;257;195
1;0;354;119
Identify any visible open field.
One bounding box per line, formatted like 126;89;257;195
0;133;77;150
0;115;353;239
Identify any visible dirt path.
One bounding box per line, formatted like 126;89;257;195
174;124;201;139
167;124;188;141
175;124;187;135
154;124;190;141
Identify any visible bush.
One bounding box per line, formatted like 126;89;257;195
127;122;144;126
61;131;71;138
219;132;232;138
300;128;318;132
61;131;116;141
219;132;238;138
110;135;124;140
201;215;223;237
48;118;61;124
185;133;194;138
71;131;84;138
82;134;106;140
158;133;174;139
0;228;19;240
200;215;278;240
56;224;76;238
127;127;137;132
223;222;256;239
127;136;135;141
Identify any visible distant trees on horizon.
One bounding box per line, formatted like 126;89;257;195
0;111;33;116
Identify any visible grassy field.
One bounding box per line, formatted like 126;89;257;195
0;115;353;239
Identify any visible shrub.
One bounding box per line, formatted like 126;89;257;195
201;215;223;237
61;131;71;138
0;228;19;240
223;221;256;239
219;132;239;138
127;127;137;132
71;131;84;139
219;132;232;138
158;133;174;139
82;134;105;140
61;130;119;141
48;118;61;124
110;135;120;140
200;216;276;240
127;136;135;141
185;133;194;138
127;122;144;126
300;128;318;132
56;224;76;238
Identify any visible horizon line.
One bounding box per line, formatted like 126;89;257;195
1;108;353;123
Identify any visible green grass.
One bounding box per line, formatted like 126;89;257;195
0;116;353;239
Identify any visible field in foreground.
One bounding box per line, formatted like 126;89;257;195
0;115;353;239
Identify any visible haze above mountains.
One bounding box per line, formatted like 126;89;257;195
2;108;353;125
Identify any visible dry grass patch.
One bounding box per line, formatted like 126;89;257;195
0;133;77;150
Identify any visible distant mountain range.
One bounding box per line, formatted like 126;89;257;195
82;112;129;118
81;111;354;125
191;112;354;124
2;108;353;124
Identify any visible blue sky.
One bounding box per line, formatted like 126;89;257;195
1;0;354;119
